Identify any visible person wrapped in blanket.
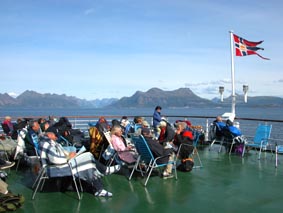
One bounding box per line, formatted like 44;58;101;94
38;130;121;197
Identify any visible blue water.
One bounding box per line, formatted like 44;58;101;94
1;106;282;145
0;106;282;120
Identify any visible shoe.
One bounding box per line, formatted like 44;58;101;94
95;189;113;197
106;165;121;175
162;171;174;179
0;161;15;170
164;142;173;149
0;171;7;181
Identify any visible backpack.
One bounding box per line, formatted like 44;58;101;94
234;143;244;155
177;158;194;172
0;193;25;212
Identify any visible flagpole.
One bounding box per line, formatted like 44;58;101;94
229;30;236;116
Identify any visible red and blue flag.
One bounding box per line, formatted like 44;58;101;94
233;34;269;60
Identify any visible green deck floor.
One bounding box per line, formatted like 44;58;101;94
8;145;283;213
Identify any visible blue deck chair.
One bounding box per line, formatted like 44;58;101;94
191;131;203;168
275;144;283;168
102;131;138;175
175;131;203;170
209;122;225;152
129;135;177;186
241;124;272;160
31;147;83;200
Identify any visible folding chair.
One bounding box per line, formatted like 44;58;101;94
103;131;138;176
14;128;39;172
209;122;225;152
102;131;119;167
0;135;15;162
242;124;272;160
32;149;83;200
129;135;177;186
191;132;203;168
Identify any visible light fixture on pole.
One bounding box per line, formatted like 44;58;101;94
243;85;249;103
219;86;224;102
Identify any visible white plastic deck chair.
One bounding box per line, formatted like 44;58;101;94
241;124;272;160
102;131;118;167
129;135;177;186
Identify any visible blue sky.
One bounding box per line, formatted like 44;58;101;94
0;0;282;100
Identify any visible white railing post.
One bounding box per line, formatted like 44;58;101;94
205;119;209;142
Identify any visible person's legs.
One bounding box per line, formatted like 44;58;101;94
70;152;116;197
95;160;120;175
163;152;175;178
0;158;15;170
154;127;160;139
0;179;8;195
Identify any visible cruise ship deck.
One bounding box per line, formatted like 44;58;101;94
8;144;283;213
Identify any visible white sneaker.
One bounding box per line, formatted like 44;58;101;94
164;142;173;149
95;189;113;197
106;165;121;175
162;171;174;179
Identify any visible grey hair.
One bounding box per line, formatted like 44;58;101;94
176;122;187;130
111;125;122;135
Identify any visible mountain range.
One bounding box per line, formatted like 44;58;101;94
0;88;282;108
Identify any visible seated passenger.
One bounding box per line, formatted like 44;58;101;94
158;120;175;146
1;116;14;136
214;116;226;131
39;131;120;197
133;116;144;135
141;127;175;179
120;116;131;137
111;125;137;164
25;120;42;156
172;122;194;159
95;117;110;133
52;117;73;142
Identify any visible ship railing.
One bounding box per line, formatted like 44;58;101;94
1;115;283;146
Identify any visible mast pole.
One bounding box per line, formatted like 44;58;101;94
229;30;236;116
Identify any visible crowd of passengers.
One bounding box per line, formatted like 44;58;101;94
1;106;200;198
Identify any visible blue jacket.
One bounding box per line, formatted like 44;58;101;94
153;110;161;127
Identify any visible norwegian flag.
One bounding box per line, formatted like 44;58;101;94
233;34;270;60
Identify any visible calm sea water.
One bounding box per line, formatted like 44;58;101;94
0;106;282;120
0;105;282;143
